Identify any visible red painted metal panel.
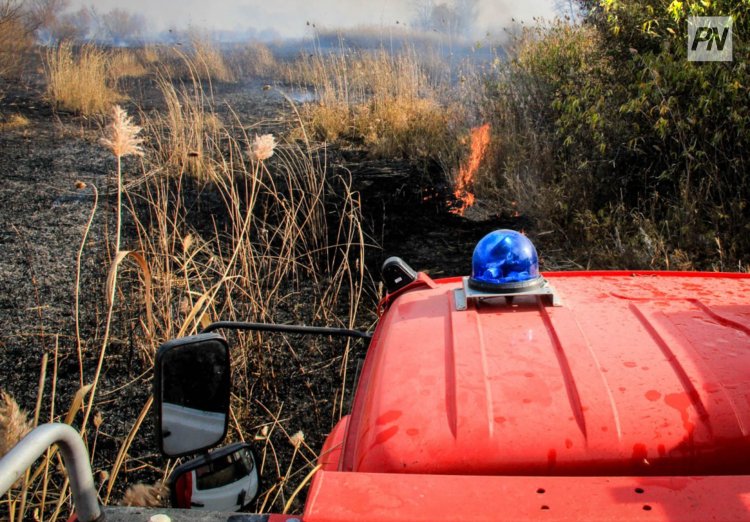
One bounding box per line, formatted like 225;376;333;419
341;272;750;476
304;471;750;521
318;416;348;471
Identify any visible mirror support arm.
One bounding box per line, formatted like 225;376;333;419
200;321;373;340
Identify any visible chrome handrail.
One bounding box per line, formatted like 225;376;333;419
0;423;103;521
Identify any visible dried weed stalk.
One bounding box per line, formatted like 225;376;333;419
44;43;120;116
0;390;32;458
81;105;145;434
120;483;169;508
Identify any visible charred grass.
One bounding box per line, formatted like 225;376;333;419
0;38;518;517
2;12;750;519
0;56;374;519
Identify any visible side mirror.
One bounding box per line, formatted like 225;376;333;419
154;333;230;457
382;257;417;294
169;442;259;511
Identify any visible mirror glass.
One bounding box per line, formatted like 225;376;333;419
156;334;230;457
170;443;259;511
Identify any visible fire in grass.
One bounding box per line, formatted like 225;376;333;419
451;123;491;216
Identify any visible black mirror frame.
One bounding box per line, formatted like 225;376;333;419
154;333;231;458
167;442;259;509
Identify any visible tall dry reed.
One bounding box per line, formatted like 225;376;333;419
0;0;33;78
4;53;370;520
122;75;369;512
44;43;120;116
285;47;456;158
191;36;234;83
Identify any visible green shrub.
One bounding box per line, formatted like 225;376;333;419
482;23;623;236
481;1;750;269
593;0;750;265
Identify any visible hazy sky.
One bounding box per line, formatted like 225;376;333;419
70;0;557;38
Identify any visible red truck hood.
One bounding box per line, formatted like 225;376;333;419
342;271;750;476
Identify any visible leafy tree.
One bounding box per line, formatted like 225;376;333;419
0;0;37;77
26;0;69;35
48;7;92;42
100;8;146;45
586;0;750;259
411;0;479;38
486;0;750;267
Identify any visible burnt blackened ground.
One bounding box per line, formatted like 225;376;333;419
342;148;532;278
0;72;526;516
0;75;165;501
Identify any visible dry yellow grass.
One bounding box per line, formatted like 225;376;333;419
354;95;452;158
0;1;33;78
0;113;30;130
120;483;168;507
146;74;226;181
44;43;121;115
287;48;455;159
306;101;350;141
192;37;234;83
230;42;277;77
149;39;235;83
107;49;149;81
0;390;32;458
285;49;433;105
138;45;160;66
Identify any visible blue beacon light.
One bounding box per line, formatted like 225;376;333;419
468;229;544;293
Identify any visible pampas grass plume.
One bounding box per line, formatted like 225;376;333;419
101;105;144;159
249;134;276;161
290;430;305;449
0;390;32;458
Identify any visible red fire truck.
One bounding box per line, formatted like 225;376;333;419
3;229;750;521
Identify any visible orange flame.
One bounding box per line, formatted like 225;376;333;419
451;123;491;216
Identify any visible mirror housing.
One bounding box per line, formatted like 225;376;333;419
169;442;259;511
154;333;230;457
382;257;417;294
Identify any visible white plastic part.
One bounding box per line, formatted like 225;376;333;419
188;462;258;512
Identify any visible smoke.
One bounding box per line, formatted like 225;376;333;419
66;0;556;40
477;0;559;35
